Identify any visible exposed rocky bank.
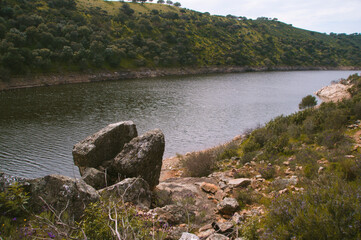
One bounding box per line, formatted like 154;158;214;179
1;65;359;91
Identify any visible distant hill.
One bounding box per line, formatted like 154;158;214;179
0;0;360;79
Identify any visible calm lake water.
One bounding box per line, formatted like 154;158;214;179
1;70;360;179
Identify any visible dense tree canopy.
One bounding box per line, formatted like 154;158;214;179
0;0;360;79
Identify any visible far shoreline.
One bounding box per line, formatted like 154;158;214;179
1;65;360;91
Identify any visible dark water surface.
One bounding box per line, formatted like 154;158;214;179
1;70;360;178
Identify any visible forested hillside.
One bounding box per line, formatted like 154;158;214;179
0;0;360;79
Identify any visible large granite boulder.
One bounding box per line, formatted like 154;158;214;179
108;129;165;189
73;121;137;172
26;174;99;220
98;178;152;208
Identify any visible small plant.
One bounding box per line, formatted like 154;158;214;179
235;189;261;209
0;182;29;217
258;165;276;180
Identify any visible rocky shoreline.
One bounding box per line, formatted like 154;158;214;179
1;65;359;91
1;78;359;239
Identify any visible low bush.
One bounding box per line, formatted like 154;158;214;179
262;176;361;240
235;189;262;209
258;165;276;180
180;150;216;177
316;130;351;149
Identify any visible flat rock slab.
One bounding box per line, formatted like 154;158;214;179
73;121;137;170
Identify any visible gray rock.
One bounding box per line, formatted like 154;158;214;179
155;177;218;225
198;229;216;239
179;232;200;240
109;129;165;189
81;167;107;190
227;178;252;188
153;204;195;225
26;174;99;220
271;176;298;190
98;178;151;208
206;233;230;240
212;221;234;236
73;121;137;170
217;198;239;215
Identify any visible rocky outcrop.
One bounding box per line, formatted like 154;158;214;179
26;174;99;220
73;121;137;171
98;178;152;208
72;122;165;190
315;83;352;102
109;129;165;189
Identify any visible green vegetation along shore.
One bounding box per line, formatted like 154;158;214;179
0;0;360;86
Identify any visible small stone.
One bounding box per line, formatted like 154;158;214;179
201;182;219;194
199;224;213;232
283;161;290;166
227;178;252;188
279;188;289;195
344;155;355;158
232;212;244;224
180;232;200;240
198;229;215;239
217;198;239;215
318;166;325;174
206;233;230;240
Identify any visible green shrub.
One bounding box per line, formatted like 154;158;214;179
262;176;361;240
258;165;276;180
0;182;29;217
216;141;239;160
235;189;262;209
299;95;317;109
316;130;351;149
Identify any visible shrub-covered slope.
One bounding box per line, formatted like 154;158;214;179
0;0;360;79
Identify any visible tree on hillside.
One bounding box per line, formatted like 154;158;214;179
157;0;164;3
166;0;173;5
299;95;318;109
174;2;181;7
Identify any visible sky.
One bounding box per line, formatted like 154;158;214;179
177;0;361;34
